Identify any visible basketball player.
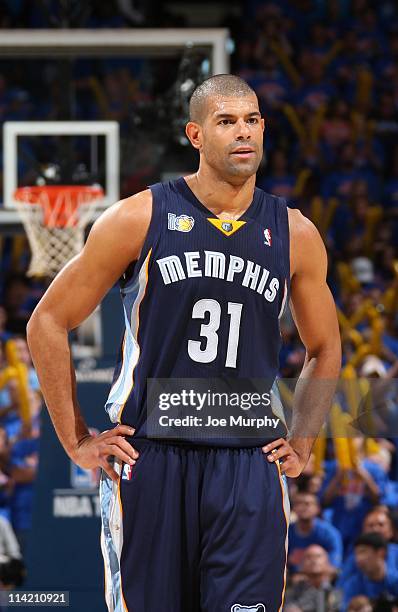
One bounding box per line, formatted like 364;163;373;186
27;75;341;612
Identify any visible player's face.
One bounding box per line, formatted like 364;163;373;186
200;94;264;181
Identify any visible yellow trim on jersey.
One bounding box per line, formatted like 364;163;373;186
117;472;129;612
207;218;246;236
276;459;290;612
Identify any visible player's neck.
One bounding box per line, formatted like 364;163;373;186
185;169;256;220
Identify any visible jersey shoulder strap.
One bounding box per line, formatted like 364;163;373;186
119;182;166;290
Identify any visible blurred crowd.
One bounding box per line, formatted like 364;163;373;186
0;331;41;590
0;0;397;609
239;0;398;383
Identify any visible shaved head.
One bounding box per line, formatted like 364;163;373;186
185;74;264;183
189;74;256;124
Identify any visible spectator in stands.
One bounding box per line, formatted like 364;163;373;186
284;604;302;612
9;414;40;554
0;337;41;443
257;149;296;199
0;427;11;522
347;594;373;612
368;442;398;508
285;544;342;612
320;98;353;161
0;427;8;474
339;507;398;587
321;438;387;551
0;377;23;444
0;339;15;422
383;144;398;244
288;453;325;500
248;52;292;116
0;514;21;565
2;275;33;335
0;307;11;343
288;491;343;573
371;92;398;156
12;336;40;392
342;533;398;609
322;143;374;202
306;20;336;62
295;51;337;112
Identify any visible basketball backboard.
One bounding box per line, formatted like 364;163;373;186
3;120;119;215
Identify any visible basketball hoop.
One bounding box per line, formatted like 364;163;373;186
14;185;104;278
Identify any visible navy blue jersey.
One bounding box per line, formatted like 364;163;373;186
104;177;290;446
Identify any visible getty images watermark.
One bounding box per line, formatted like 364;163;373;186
147;378;287;441
146;378;398;441
158;388;280;429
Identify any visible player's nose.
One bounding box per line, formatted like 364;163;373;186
235;118;251;139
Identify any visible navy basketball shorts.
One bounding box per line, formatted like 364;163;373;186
100;440;290;612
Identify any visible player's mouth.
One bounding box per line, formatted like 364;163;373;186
230;147;256;158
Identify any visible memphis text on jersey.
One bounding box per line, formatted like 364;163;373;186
156;249;280;302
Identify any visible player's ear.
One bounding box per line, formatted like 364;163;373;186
185;121;202;150
261;118;265;132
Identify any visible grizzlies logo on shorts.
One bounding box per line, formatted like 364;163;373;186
231;604;266;612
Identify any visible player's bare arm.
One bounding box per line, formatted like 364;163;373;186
26;189;153;481
263;209;341;477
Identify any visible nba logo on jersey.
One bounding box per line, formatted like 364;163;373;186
168;212;195;232
122;463;133;481
263;228;272;247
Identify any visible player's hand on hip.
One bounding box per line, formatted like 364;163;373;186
74;425;139;482
262;438;306;478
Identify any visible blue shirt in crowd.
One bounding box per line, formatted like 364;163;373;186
339;543;398;587
321;459;388;551
10;436;39;533
288;517;343;572
342;565;398;610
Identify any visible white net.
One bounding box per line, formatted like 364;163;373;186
14;186;103;277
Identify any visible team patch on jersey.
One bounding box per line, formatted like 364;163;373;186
264;228;272;246
121;463;133;481
207;218;246;237
168;213;195;232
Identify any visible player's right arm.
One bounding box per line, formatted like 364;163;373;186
26;190;153;481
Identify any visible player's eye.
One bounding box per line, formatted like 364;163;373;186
247;117;259;124
219;119;233;125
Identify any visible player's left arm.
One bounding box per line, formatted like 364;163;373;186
263;209;341;477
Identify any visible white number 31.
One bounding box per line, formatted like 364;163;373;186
187;299;243;368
